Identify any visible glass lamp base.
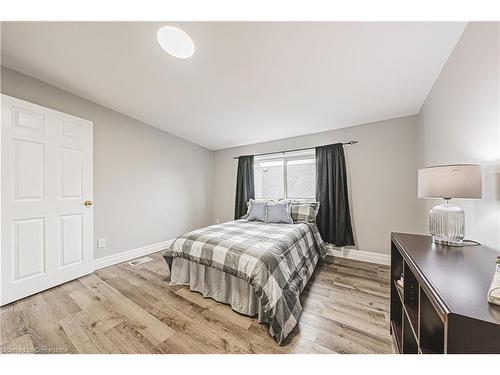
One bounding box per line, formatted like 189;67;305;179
429;200;465;247
432;236;464;247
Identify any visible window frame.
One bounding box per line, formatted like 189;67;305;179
253;150;316;200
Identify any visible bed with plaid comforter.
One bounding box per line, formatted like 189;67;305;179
163;219;327;345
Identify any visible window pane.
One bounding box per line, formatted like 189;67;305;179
286;158;315;199
254;160;284;199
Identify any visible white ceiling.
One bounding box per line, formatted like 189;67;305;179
1;22;466;150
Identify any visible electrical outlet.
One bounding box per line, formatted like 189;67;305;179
97;238;106;248
216;218;220;224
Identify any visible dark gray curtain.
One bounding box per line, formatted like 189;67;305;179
234;155;255;220
315;143;355;246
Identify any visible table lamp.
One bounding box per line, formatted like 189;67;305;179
418;164;482;247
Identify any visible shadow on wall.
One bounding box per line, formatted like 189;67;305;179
344;146;359;250
474;162;500;249
483;164;500;201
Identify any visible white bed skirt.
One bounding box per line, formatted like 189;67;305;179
170;257;265;321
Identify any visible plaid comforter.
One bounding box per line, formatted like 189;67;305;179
163;219;327;344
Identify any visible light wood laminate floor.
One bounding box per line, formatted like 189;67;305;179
0;252;392;354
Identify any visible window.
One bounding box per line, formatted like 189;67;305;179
254;160;284;199
254;150;316;200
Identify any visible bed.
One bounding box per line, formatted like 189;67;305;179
163;219;326;344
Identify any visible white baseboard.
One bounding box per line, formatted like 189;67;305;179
326;245;390;266
93;240;389;270
93;239;175;270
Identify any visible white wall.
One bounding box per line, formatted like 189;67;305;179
5;23;497;261
213;116;419;255
417;22;500;250
1;66;214;259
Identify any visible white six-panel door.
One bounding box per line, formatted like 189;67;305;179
1;94;93;306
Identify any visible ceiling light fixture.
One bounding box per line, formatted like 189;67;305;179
156;26;195;59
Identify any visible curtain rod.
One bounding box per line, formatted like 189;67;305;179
232;141;358;160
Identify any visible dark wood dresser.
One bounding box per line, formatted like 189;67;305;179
390;232;500;354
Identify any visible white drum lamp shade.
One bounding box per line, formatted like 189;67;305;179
417;164;482;247
418;164;482;199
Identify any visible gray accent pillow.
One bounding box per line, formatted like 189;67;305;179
247;199;267;221
265;201;293;224
242;199;274;219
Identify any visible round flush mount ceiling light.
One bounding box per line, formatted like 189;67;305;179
156;26;195;59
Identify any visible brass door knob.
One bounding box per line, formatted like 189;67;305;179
84;200;94;207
